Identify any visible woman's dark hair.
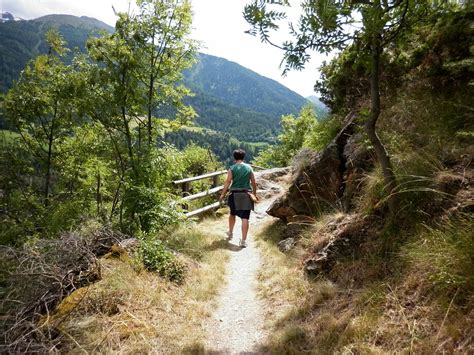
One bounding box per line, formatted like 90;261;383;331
233;149;246;160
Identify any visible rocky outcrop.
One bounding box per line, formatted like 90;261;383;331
303;214;365;275
267;116;374;222
255;167;288;199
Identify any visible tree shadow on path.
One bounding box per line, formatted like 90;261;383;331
205;239;242;252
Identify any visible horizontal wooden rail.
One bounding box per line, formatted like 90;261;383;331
249;163;266;170
185;202;221;218
182;185;224;201
174;164;260;218
173;170;227;185
173;170;227;218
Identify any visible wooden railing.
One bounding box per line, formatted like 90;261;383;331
173;170;227;218
173;164;265;218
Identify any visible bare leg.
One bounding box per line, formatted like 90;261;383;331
241;219;249;241
228;214;236;234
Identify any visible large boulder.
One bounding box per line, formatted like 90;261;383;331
267;116;374;222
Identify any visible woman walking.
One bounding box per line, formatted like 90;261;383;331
219;149;257;247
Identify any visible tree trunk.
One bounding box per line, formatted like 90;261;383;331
365;34;397;212
44;104;57;206
96;169;101;217
147;30;156;149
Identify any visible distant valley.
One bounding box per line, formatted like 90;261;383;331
0;13;327;161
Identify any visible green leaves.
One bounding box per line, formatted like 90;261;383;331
140;237;187;283
1;1;200;242
255;104;319;167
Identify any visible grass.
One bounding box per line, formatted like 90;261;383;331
50;220;230;353
403;215;474;303
254;210;474;354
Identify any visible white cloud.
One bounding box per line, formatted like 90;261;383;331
0;0;130;25
1;0;330;97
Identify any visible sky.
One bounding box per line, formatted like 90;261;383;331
0;0;332;98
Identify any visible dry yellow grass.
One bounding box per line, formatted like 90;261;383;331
50;220;230;353
254;213;474;354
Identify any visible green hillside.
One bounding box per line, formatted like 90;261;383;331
183;91;279;143
0;14;307;143
0;15;112;92
184;53;307;119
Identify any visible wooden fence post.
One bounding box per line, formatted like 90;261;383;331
182;181;190;210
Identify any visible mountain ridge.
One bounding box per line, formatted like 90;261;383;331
32;14;114;32
306;95;329;118
0;13;308;145
184;53;307;119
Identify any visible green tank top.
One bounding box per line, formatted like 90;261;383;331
230;163;253;191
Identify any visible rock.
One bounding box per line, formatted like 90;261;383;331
118;238;139;255
278;237;296;253
303;214;364;275
254;171;285;199
256;177;282;199
267;114;374;222
255;167;290;181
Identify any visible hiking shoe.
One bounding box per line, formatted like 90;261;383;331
239;239;247;248
226;231;233;240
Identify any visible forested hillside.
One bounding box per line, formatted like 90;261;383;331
0;14;113;93
162;126;268;165
0;14;307;144
184;53;307;119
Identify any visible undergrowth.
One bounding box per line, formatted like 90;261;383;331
140;237;187;283
255;211;474;353
1;218;230;353
404;215;474;304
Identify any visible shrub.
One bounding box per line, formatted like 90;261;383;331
304;115;343;152
139;237;186;283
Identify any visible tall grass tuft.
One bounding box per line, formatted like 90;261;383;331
404;215;474;304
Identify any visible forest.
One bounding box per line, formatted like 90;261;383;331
0;0;473;352
162;126;268;165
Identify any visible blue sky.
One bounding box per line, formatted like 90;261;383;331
1;0;331;97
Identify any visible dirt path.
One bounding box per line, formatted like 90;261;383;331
204;190;280;354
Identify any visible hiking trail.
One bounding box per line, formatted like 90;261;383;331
203;173;283;354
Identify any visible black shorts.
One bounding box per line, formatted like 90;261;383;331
228;193;251;220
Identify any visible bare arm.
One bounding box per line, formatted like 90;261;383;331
250;172;257;197
219;170;232;201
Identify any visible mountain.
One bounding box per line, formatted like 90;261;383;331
306;95;329;118
1;12;24;22
181;53;307;142
0;14;113;92
33;14;114;32
185;53;307;119
0;14;306;144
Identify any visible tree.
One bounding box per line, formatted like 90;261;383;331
243;0;441;211
255;104;317;167
4;30;79;206
133;0;197;148
85;0;197;232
